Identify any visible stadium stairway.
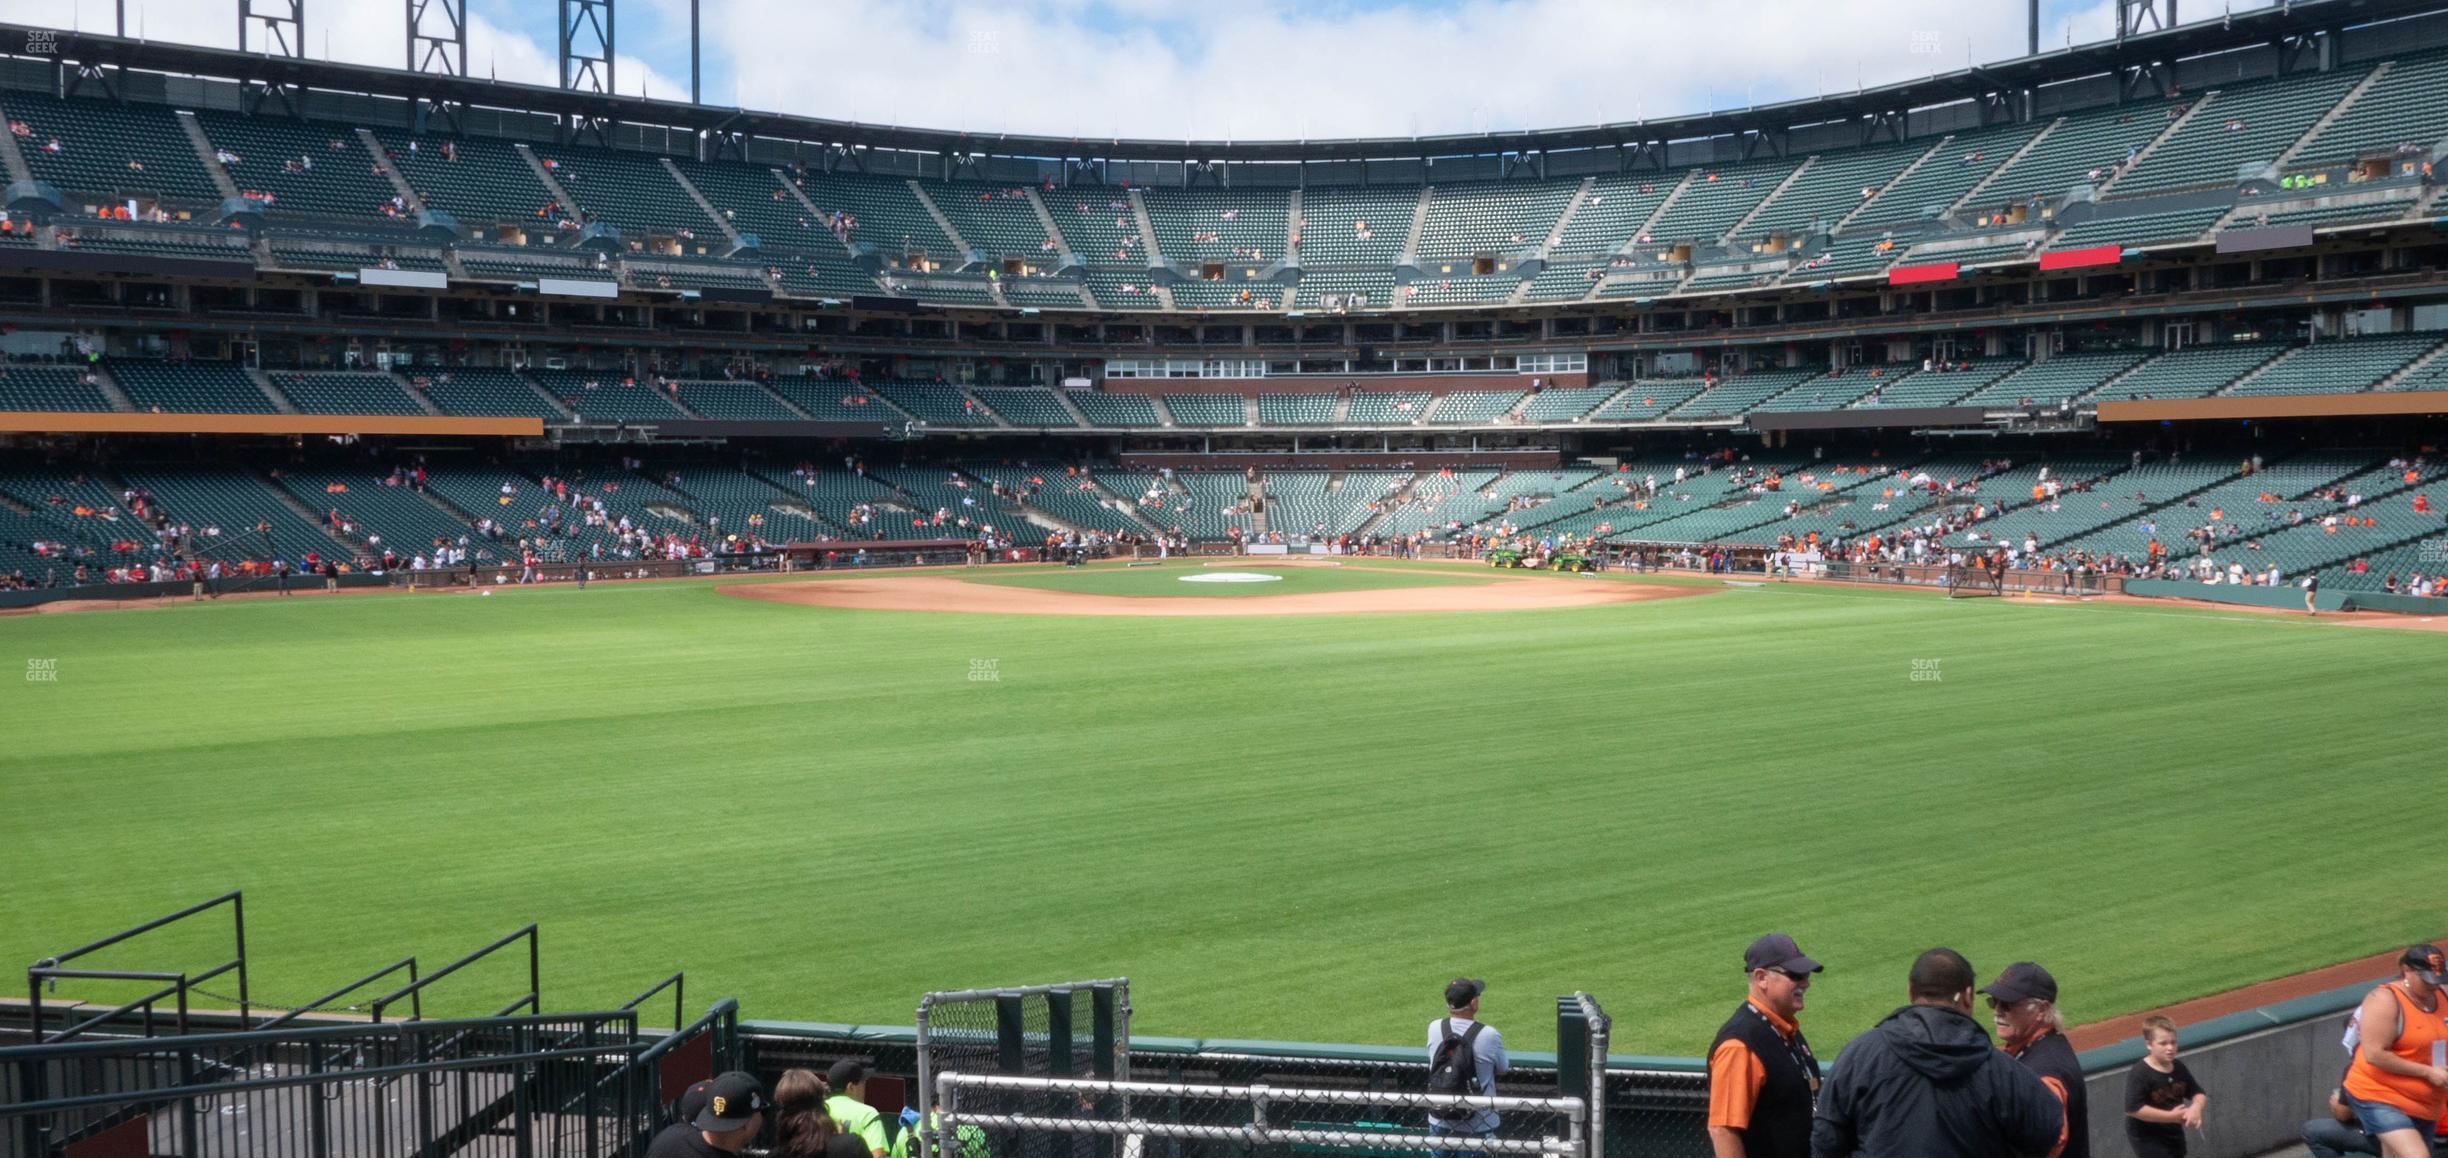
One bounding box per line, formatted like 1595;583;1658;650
1023;187;1077;264
171;111;243;201
660;157;745;248
0;117;28;185
246;367;301;414
514;143;587;223
908;182;975;258
355;128;424;211
2271;61;2397;171
1399;186;1434;264
1946;118;2062;217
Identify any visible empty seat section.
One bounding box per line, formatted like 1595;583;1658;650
406;368;564;419
675;158;879;296
1080;270;1163;308
266;240;446;271
676;382;800;420
2094;344;2288;401
744;465;904;533
1414;182;1577;259
1851;359;2026;408
1667;369;1827;419
1257;393;1338;425
0;366;115;411
527;369;690;421
380;134;555;227
869;381;995;426
1740;144;1926;241
193;113;399;221
109;361;276;413
1164;394;1248;426
870;468;1035;540
270;372;425;415
2110;68;2366;197
1549;177;1677;257
1753;371;1893;411
1169;279;1285;310
1072;392;1161;426
1982;99;2183;205
2290;50;2448;166
765;378;895;421
1425;391;1524;424
1400;276;1521;306
1;92;223;207
1961;349;2152;406
1516;386;1617;422
1587;381;1707;421
1848;122;2047;229
2225;197;2420;231
1522;263;1606;301
1644;162;1798;244
2046;205;2226;250
972;388;1079;427
533;145;720;242
794;171;961;265
1292;271;1395;311
1293;186;1418;264
2227;332;2448;395
1346;392;1431;424
1143;188;1289;264
1054;192;1150;265
928;183;1061;263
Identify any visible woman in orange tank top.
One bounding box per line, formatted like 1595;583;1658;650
2342;944;2448;1158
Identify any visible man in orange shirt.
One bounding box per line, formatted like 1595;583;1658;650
1708;934;1823;1158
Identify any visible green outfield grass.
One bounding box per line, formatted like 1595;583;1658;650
959;561;1503;597
3;566;2441;1053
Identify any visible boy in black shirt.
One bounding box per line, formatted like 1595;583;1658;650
2124;1017;2207;1158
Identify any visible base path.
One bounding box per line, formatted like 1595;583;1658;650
723;572;1713;616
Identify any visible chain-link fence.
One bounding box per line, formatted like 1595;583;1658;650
916;980;1130;1140
935;1073;1584;1158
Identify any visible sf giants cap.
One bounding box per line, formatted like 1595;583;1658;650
1980;962;2059;1005
1445;978;1486;1008
2403;945;2447;986
1742;933;1823;975
694;1071;768;1132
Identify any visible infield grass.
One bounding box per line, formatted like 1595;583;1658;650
3;565;2441;1053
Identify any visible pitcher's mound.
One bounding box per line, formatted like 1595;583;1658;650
725;572;1711;617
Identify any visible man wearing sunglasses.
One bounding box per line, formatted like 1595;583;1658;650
1709;934;1824;1158
1986;962;2087;1158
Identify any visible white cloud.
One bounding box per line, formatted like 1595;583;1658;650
704;0;2282;142
0;0;2281;139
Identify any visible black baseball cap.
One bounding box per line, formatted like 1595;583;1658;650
694;1071;768;1132
1743;933;1823;976
1445;978;1486;1008
677;1078;714;1126
1980;962;2059;1005
2403;945;2446;985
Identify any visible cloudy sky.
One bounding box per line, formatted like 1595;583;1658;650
1;0;2285;140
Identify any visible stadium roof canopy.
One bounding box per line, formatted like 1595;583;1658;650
0;0;2440;166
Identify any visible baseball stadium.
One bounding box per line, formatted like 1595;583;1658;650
2;1;2447;1156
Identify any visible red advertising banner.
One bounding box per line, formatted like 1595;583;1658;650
1886;262;1960;286
2038;244;2123;271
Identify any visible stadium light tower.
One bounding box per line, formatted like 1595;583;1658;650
408;0;467;76
2117;0;2174;40
239;0;303;57
559;0;615;94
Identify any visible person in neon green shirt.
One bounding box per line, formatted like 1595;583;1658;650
824;1061;890;1158
889;1103;987;1158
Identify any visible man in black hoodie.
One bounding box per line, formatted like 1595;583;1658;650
1809;948;2062;1158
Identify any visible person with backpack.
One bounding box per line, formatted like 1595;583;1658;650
1426;978;1510;1158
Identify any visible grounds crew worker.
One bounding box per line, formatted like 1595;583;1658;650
1708;933;1823;1158
826;1061;891;1158
1986;962;2087;1158
1809;948;2060;1158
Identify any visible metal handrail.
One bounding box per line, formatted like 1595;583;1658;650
368;924;538;1022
